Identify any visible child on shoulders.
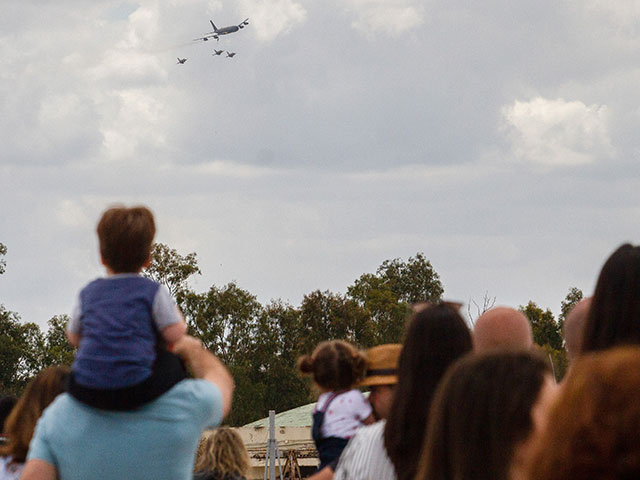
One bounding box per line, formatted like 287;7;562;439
66;205;187;410
298;340;375;471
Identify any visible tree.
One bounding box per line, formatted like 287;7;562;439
0;305;43;394
40;315;76;368
558;287;584;333
185;282;262;366
467;291;497;326
347;253;443;344
143;243;201;303
520;301;567;381
520;301;563;350
0;242;6;275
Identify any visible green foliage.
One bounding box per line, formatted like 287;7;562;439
185;282;262;366
558;287;584;332
347;253;442;344
41;315;76;368
6;246;446;425
538;344;568;382
143;243;201;301
0;306;43;394
0;242;6;275
520;301;563;351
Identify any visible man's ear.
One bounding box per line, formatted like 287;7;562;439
142;255;152;269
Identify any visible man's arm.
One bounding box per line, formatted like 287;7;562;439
20;458;57;480
172;335;234;418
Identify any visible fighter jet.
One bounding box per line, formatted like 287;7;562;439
177;57;187;64
212;49;224;56
226;51;236;58
194;19;249;42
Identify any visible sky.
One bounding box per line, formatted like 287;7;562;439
2;0;640;330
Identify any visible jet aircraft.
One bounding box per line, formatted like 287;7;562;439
212;49;224;56
226;51;236;58
177;57;187;64
194;19;249;42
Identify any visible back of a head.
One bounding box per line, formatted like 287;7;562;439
194;427;249;477
417;351;550;480
473;307;533;353
563;297;592;362
385;303;473;480
582;244;640;354
297;340;367;392
528;346;640;479
97;205;156;273
0;366;69;463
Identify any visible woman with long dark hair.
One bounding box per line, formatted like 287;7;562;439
581;243;640;353
335;302;472;480
416;351;555;480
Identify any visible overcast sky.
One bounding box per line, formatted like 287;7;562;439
2;0;639;330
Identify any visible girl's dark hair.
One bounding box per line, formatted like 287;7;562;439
582;243;640;353
297;340;367;391
417;351;550;480
384;303;472;480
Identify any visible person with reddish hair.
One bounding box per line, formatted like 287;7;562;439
0;366;69;479
528;346;640;479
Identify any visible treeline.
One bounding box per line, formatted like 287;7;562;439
0;242;580;425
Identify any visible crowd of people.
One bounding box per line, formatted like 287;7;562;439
1;205;639;480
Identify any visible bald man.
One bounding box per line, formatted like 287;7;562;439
563;297;591;363
473;306;533;352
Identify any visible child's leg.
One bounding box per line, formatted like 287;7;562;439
67;349;187;411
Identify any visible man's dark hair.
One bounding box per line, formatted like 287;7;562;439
97;206;156;273
384;303;472;480
582;243;640;353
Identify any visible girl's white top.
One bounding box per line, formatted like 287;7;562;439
316;389;372;439
0;456;23;480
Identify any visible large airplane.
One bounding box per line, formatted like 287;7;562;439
194;19;249;42
176;57;187;64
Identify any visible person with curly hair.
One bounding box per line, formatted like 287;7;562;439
298;340;375;472
194;427;250;480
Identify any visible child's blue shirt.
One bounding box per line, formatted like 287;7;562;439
67;274;182;389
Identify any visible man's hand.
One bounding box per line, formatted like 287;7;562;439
172;335;234;418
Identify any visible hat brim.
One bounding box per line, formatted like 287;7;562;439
360;374;398;387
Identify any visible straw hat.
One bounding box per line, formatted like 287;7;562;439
360;344;402;387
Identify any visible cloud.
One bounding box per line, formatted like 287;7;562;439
235;0;307;42
501;97;613;167
343;0;424;37
582;0;640;36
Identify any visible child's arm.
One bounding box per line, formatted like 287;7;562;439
362;413;375;425
66;330;81;347
66;301;82;347
153;285;188;345
161;313;187;344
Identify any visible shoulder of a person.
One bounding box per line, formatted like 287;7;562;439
354;419;385;440
172;379;222;406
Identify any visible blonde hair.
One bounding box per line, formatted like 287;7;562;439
194;427;250;477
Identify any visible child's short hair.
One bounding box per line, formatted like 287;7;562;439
298;340;367;391
97;205;156;273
